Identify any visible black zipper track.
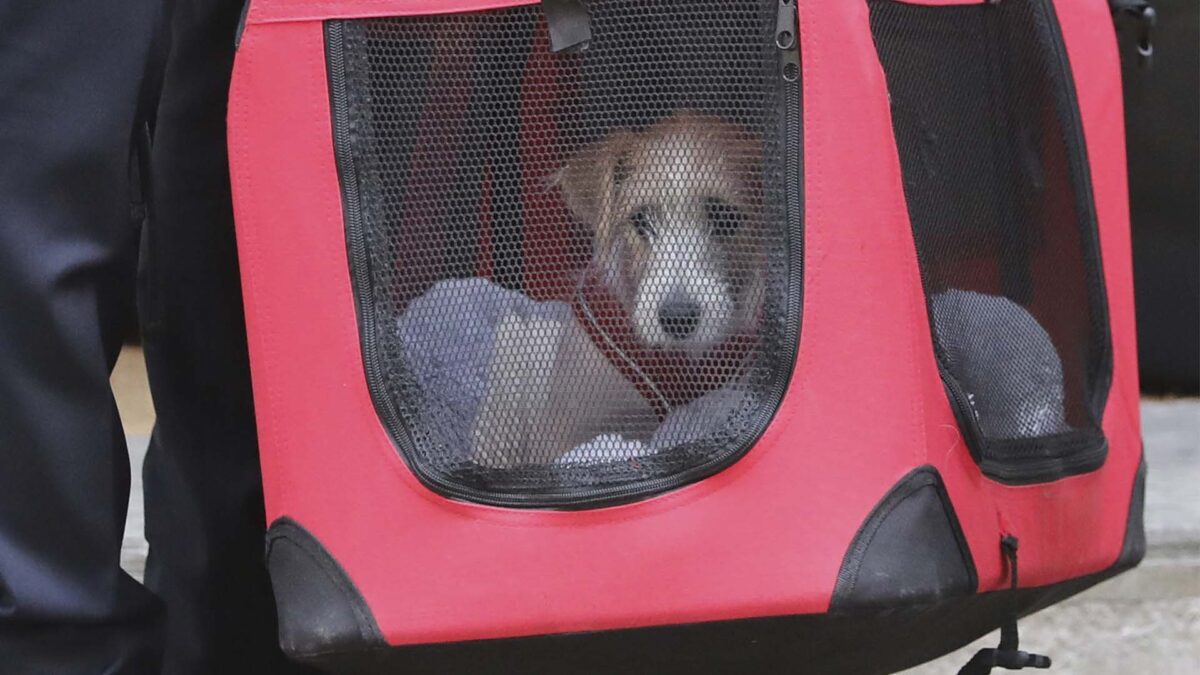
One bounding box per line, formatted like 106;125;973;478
326;20;387;448
325;9;805;509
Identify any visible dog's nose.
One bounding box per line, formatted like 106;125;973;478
659;300;702;340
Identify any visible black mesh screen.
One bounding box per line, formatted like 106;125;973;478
327;0;800;506
868;0;1110;480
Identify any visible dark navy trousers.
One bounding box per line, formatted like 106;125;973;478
0;1;313;672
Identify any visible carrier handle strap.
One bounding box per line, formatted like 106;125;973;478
957;536;1052;675
1109;0;1156;68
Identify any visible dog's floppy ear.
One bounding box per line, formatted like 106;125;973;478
551;130;636;228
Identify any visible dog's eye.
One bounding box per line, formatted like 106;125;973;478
706;197;742;238
630;210;654;240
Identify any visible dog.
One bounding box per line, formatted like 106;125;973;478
553;111;766;355
397;112;770;469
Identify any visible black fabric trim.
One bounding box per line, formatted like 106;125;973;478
977;430;1108;484
1115;453;1148;569
275;455;1144;673
294;567;1124;675
264;518;384;659
831;466;978;610
542;0;592;52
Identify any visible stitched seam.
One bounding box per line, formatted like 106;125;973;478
269;521;382;651
839;469;938;599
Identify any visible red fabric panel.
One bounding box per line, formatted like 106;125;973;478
248;0;540;25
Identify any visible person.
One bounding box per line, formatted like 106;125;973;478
0;1;312;672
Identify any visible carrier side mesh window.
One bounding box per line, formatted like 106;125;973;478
327;0;801;506
868;0;1110;481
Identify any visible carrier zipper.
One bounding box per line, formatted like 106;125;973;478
979;441;1109;484
776;0;801;78
329;24;489;503
327;21;411;491
327;9;805;509
775;0;805;448
328;23;478;504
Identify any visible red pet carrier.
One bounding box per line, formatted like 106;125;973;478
228;0;1145;671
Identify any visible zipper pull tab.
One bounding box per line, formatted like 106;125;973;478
776;0;800;82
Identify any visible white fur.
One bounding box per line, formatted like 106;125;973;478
632;220;735;350
556;112;760;353
628;144;739;350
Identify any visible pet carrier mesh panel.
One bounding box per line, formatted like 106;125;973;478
228;0;1145;672
327;1;799;505
868;0;1111;483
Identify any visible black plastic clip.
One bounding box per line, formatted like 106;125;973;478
1109;0;1156;68
957;536;1052;675
543;0;591;53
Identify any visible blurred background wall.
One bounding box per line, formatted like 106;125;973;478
1118;0;1199;393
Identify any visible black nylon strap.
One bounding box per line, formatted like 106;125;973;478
957;536;1052;674
1109;0;1156;67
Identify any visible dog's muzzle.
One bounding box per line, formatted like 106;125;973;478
659;297;703;340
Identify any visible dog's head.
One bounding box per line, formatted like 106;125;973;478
554;111;765;352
